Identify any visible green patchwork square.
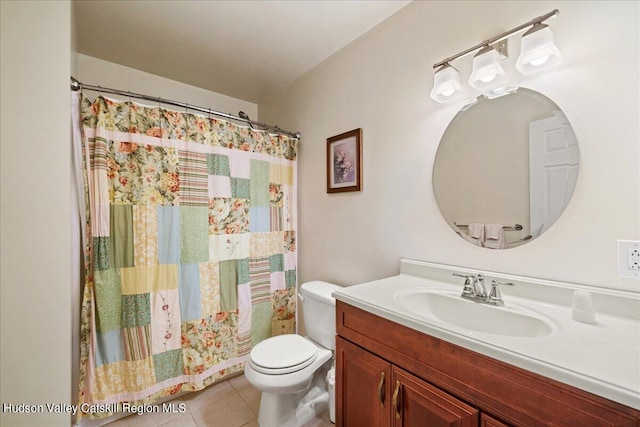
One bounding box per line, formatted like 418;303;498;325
180;206;209;263
285;269;296;288
121;293;151;327
251;302;272;346
219;260;238;311
153;349;184;382
231;177;250;199
93;237;110;271
94;268;122;332
208;154;230;176
250;160;270;207
110;205;134;269
237;258;249;284
269;253;284;273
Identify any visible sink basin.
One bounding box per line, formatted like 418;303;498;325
394;289;555;337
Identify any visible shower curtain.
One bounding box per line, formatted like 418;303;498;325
74;93;298;420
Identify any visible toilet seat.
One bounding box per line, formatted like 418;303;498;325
249;335;318;375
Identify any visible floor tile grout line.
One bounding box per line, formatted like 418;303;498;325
231;386;258;418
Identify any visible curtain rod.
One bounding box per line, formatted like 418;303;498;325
70;77;301;139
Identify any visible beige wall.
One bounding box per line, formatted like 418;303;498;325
1;2;72;426
71;1;78;75
259;1;640;292
76;54;258;120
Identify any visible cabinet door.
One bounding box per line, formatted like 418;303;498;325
392;367;478;427
336;336;391;427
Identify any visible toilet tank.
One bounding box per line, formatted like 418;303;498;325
299;281;342;350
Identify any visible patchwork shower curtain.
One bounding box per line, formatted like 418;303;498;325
75;94;298;419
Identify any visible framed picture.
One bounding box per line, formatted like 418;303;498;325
327;128;362;193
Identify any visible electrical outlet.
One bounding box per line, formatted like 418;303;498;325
618;240;640;279
630;248;640;270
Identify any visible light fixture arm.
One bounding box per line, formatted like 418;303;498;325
433;9;559;69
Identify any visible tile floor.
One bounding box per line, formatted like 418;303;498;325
106;374;333;427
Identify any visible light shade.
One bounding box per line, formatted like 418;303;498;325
468;45;508;91
516;23;562;74
430;64;465;103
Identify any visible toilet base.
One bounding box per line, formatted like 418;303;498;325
258;392;298;427
257;386;330;427
255;360;332;427
295;386;329;425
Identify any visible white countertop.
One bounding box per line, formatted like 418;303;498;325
332;260;640;410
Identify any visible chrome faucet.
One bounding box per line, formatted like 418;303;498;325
453;273;513;306
473;273;488;298
487;279;514;306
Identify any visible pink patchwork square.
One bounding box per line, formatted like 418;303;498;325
208;175;231;198
230;150;251;179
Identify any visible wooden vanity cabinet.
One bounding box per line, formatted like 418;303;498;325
337;335;391;427
335;301;640;427
337;336;478;427
392;362;478;426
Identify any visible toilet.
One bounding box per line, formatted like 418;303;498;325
244;281;342;427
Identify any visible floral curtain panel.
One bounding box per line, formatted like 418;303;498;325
76;95;298;419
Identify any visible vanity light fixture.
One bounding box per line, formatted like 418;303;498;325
430;63;466;103
430;9;561;103
468;44;508;90
516;23;562;74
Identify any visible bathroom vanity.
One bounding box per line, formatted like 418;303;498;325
333;260;640;426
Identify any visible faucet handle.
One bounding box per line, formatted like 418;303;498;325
491;279;514;287
452;273;471;278
453;273;476;296
488;280;514;304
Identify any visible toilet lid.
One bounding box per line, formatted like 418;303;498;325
250;335;318;374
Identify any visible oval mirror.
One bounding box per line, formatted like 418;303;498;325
433;88;579;249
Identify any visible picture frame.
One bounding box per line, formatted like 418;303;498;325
326;128;362;193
